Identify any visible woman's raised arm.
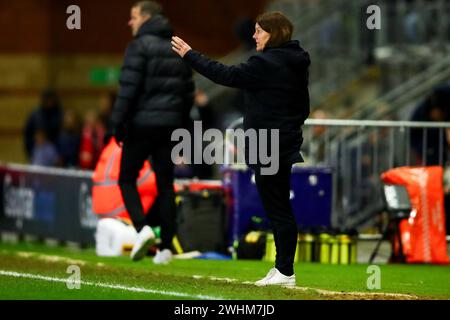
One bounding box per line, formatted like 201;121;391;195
172;36;261;89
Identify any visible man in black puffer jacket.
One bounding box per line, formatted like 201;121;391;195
111;1;195;264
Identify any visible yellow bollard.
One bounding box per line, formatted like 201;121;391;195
297;233;306;263
339;234;351;265
304;233;314;263
350;235;358;264
329;235;340;265
264;233;276;262
294;234;302;263
319;233;331;264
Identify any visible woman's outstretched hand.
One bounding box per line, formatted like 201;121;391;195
171;36;192;58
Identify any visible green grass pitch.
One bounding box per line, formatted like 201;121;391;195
0;241;449;300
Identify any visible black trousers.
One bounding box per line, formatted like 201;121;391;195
118;127;176;251
254;165;297;276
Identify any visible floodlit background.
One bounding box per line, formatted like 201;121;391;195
0;0;449;286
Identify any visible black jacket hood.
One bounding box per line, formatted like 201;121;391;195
264;40;310;70
112;13;194;129
136;14;173;39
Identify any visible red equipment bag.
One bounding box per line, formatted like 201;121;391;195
381;166;449;264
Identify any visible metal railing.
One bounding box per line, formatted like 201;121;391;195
303;0;450;108
351;54;450;121
196;0;450;117
195;0;373;104
224;117;450;231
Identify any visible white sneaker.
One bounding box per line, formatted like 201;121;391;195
130;226;155;261
255;268;277;285
255;268;296;287
153;249;173;265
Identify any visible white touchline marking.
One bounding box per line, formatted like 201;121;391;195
16;252;87;266
0;270;225;300
191;274;419;300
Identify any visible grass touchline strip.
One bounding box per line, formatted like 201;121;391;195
0;270;225;300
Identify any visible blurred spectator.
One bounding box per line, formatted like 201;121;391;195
79;110;106;170
174;88;215;179
58;110;81;168
98;91;116;144
410;86;450;166
302;109;329;165
311;109;328;136
215;90;245;133
173;154;194;178
319;15;341;53
403;3;426;44
24;89;64;161
191;88;215;129
31;128;61;167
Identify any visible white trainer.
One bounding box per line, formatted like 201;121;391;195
255;268;296;287
153;249;173;265
130;226;155;261
255;268;277;285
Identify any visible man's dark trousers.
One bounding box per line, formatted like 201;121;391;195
118;127;176;251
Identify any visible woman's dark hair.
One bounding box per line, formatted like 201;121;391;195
256;11;294;48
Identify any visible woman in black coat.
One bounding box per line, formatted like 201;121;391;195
172;11;310;287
